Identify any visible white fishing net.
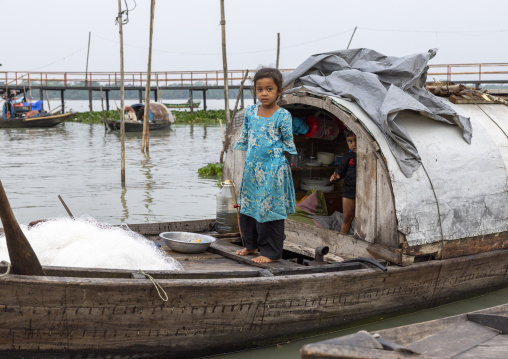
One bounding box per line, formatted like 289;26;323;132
0;217;183;271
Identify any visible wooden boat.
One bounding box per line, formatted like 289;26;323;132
1;212;508;358
163;100;201;109
1;88;508;357
108;103;175;132
0;112;75;128
301;302;508;358
1;96;74;128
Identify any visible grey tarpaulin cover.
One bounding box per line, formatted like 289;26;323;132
283;48;472;177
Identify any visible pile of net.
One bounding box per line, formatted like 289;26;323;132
0;217;183;271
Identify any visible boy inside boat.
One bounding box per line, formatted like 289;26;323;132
329;129;357;234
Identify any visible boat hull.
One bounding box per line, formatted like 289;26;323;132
1;247;508;358
0;113;75;128
107;121;171;132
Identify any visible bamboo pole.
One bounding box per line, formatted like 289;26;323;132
85;32;91;86
142;0;156;153
276;33;280;69
219;70;249;162
219;0;231;164
45;91;51;112
118;0;126;184
28;77;32;103
347;26;357;49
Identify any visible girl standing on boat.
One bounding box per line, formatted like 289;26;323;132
234;68;297;263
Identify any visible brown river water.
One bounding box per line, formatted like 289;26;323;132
1;120;508;358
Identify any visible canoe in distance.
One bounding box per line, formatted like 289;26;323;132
163;100;200;109
0;112;76;128
1;218;508;358
107;120;171;132
300;302;508;358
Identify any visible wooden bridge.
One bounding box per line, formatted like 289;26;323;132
1;63;508;113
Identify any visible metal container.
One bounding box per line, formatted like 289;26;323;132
159;232;216;254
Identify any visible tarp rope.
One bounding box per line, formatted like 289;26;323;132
0;260;11;278
137;269;168;302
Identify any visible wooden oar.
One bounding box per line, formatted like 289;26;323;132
0;180;45;276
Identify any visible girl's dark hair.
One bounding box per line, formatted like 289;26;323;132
344;128;355;138
253;68;283;93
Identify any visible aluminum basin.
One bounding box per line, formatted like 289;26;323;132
159;232;216;254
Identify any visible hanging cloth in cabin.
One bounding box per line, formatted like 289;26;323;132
283;48;472;177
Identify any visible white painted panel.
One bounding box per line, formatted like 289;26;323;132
453;104;508;173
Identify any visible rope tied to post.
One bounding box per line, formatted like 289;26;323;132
0;260;11;278
137;269;168;302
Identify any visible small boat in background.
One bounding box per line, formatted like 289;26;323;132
301;302;508;358
163;100;200;109
108;102;175;132
0;90;75;128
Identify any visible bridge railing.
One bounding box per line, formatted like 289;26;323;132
0;69;290;89
427;63;508;83
1;64;508;89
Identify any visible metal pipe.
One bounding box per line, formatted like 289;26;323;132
314;246;329;262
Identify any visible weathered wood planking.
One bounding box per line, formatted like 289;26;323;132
356;136;378;243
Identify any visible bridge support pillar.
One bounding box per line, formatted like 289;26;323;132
154;89;158;102
203;90;207;111
139;90;142;103
105;90;110;111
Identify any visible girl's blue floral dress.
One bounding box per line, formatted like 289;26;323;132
234;104;297;222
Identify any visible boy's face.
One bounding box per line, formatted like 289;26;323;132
346;135;357;153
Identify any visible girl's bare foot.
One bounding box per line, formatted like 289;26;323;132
252;255;274;263
236;248;258;256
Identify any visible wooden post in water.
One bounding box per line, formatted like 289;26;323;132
142;0;156;153
100;87;107;131
88;89;93;112
219;0;231;164
0;180;45;276
117;0;126;184
60;90;65;114
276;33;280;69
189;89;194;114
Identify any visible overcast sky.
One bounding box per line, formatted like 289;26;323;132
2;0;507;73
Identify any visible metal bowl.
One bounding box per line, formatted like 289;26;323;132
159;232;216;254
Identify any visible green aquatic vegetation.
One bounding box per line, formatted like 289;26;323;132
173;110;232;123
70;109;233;124
198;162;223;177
71;110;119;124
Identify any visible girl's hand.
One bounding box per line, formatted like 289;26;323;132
330;173;340;182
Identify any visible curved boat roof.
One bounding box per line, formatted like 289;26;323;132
329;96;508;246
